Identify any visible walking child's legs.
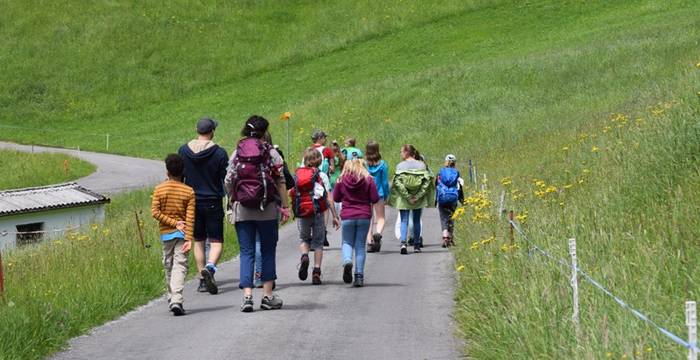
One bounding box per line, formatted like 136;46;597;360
341;220;356;265
170;239;189;305
194;240;206;277
353;220;370;274
312;212;325;267
374;200;386;235
439;203;457;238
412;209;423;247
399;209;411;244
255;234;263;275
162;240;175;301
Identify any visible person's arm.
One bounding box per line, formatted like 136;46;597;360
182;191;195;252
381;163;390;199
333;181;343;203
414;173;432;202
369;178;380;204
224;154;236;197
151;188;179;227
392;173;411;199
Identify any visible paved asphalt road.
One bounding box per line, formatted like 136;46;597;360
0;141;163;194
52;208;462;360
1;141;462;359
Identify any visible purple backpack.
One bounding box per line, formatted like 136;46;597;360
230;138;278;210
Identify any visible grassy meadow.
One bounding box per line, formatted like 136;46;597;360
0;0;699;359
0;150;95;190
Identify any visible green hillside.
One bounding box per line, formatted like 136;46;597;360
0;0;699;358
0;150;94;190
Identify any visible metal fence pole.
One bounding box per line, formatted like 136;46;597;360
0;249;5;296
687;301;697;360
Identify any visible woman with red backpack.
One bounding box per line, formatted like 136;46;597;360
225;115;291;313
333;159;379;287
435;154;464;248
290;148;340;285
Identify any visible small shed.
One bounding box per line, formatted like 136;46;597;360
0;183;110;250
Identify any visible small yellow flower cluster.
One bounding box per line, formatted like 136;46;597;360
480;236;495;245
451;207;466;220
463;190;494;224
500;243;519;252
515;211;528;224
500;177;512;187
456;265;465;272
510;188;524;201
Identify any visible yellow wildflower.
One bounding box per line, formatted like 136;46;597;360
91;224;99;231
280;111;292;121
545;186;557;193
480;236;495;245
562;146;569;151
470;242;479;250
591;146;599;153
102;228;111;236
563;184;573;190
451;207;466;220
534;190;545;198
535;180;545;188
515;212;528;223
582;168;590;174
456;265;465;272
578;179;585;184
500;177;512;186
645;347;652;352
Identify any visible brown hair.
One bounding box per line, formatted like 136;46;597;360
303;147;322;168
345;137;356;147
401;144;420;161
365;140;382;164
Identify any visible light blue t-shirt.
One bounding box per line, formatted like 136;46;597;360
161;230;185;242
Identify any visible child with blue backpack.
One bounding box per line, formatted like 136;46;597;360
436;154;464;248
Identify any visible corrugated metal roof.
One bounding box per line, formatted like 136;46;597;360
0;183;110;217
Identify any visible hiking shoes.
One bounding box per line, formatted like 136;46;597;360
353;273;364;288
312;268;322;285
261;295;283;310
414;247;422;253
343;263;353;284
241;296;254;313
366;242;376;253
197;279;208;293
170;303;185;316
400;244;408;255
201;267;219;295
372;233;382;252
298;254;310;281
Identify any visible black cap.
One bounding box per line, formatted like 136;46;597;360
196;118;218;134
311;129;327;141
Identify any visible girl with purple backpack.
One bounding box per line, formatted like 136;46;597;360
225;115;291;312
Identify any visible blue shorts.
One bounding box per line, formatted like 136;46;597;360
194;199;224;243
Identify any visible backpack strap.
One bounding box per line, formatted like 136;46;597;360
311;169;321;214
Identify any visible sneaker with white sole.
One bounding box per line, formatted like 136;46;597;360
261;295;283;310
241;296;254;313
201;266;219;295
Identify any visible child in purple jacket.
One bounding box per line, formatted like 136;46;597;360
333;159;380;287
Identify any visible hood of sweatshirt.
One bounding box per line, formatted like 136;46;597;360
367;160;386;176
182;140;220;163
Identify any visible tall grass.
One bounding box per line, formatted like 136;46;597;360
452;93;700;358
0;189;238;359
0;150;94;190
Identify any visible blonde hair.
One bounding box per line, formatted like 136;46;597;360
303;147;322;168
341;159;370;180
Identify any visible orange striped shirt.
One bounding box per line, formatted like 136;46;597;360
151;180;195;242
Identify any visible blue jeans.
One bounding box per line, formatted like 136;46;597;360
400;209;423;248
255;234;262;275
342;219;370;275
235;220;278;289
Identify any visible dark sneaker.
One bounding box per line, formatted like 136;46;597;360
419;237;424;248
343;263;353;284
400;244;408;255
261;295;283;310
366;242;376;253
241;296;254;313
372;233;382;252
414;247;422;253
312;268;322;285
353;273;364;288
201;268;219;295
170;303;185;316
442;237;450;248
298;254;310;281
408;237;414;246
197;279;208;293
324;231;330;247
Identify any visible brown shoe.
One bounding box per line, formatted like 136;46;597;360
312;268;322;285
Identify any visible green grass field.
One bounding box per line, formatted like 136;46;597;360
0;150;95;190
1;0;699;358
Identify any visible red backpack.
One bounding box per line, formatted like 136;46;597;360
229;138;278;210
290;167;328;218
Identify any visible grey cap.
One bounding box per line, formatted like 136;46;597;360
311;129;327;141
445;154;456;162
196;118;218;134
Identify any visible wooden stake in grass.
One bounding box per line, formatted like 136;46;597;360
63;159;69;175
509;210;515;244
134;211;148;249
0;249;4;296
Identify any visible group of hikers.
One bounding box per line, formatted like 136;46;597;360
150;116;465;315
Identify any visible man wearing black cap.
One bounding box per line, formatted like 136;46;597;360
178;118;229;295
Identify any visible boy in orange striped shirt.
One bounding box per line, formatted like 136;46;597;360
151;154;195;316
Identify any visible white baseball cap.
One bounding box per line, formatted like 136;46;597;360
445;154;456;162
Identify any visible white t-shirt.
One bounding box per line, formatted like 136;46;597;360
314;172;331;200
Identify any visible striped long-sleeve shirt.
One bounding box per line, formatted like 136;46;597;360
151;180;195;242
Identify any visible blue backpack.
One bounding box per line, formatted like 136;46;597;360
437;167;460;205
